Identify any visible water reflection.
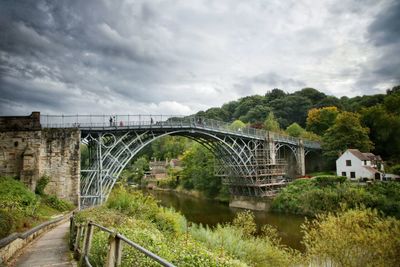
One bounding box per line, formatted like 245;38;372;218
143;189;306;251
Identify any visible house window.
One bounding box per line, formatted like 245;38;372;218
346;160;352;166
342;172;346;177
364;160;367;165
350;172;356;179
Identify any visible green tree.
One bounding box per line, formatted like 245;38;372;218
229;119;246;131
232;95;265;119
285;123;304;137
180;144;220;197
322;112;373;159
264;112;280;131
265;88;286;102
294;87;326;105
361;104;400;162
239;105;271;123
151;136;188;160
269;95;312;127
203;107;229;121
126;157;149;184
306;106;339;136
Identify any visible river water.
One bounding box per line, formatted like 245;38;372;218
144;189;306;251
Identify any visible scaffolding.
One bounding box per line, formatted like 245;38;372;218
216;147;288;197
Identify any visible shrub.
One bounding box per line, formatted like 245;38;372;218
232;210;256;237
0;176;39;215
42;195;74;212
35;176;50;195
106;186;159;220
0;210;13;238
302;208;400;267
313;175;346;186
154;208;187;235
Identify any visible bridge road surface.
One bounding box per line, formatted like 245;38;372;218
13;221;76;267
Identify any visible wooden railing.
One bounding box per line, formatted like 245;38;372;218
69;216;175;267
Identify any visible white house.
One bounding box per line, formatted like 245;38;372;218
336;149;384;180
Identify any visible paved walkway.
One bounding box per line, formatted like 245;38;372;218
14;221;75;267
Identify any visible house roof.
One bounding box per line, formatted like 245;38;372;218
347;149;382;161
363;166;381;174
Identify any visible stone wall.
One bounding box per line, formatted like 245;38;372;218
0;113;80;205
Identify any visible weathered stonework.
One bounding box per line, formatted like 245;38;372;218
0;113;80;205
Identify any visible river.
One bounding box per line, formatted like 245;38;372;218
143;189;306;251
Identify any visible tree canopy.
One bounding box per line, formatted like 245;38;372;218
322;112;373;159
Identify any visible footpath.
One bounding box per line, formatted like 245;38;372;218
12;221;75;267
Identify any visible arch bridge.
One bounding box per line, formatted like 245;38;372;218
41;115;321;207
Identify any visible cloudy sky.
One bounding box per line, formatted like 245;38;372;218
0;0;399;116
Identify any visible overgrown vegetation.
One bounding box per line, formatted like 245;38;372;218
77;186;400;266
302;207;400;267
0;176;74;238
75;186;301;266
271;176;400;218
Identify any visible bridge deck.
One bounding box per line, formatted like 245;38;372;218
40;115;321;149
13;222;75;267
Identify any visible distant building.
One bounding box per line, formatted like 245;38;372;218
144;158;182;180
336;149;384;180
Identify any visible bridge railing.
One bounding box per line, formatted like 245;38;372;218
70;217;175;267
40;114;321;148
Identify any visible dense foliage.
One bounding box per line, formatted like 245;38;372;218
77;186;400;266
194;85;400;163
303;208;400;267
271;177;400;218
75;187;301;266
0;176;74;238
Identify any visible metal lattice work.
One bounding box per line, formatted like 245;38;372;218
40;115;321;207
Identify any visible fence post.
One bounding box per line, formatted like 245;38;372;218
106;233;123;267
80;222;94;265
74;225;83;259
69;216;76;250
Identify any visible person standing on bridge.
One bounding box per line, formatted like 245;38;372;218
109;116;112;127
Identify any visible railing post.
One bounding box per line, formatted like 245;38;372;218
106;232;123;267
69;215;75;250
74;225;84;259
80;222;94;265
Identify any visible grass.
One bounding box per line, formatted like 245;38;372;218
0;176;75;238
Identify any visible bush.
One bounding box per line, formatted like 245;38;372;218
302;208;400;267
35;176;50;195
0;210;13;238
314;175;346;186
154;208;187;235
42;195;74;212
106;186;159;220
0;176;39;215
272;178;400;218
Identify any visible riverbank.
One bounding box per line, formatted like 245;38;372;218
271;176;400;218
143;187;306;251
144;183;230;203
77;186;400;266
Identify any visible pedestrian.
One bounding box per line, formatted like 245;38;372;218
109;116;112;127
119;121;123;127
113;116;116;126
151;117;154;124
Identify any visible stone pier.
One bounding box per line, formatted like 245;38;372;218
0;112;80;205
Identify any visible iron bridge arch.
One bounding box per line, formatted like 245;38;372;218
40;114;321;208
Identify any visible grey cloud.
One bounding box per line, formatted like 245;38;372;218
368;0;400;46
355;0;400;92
0;0;398;116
